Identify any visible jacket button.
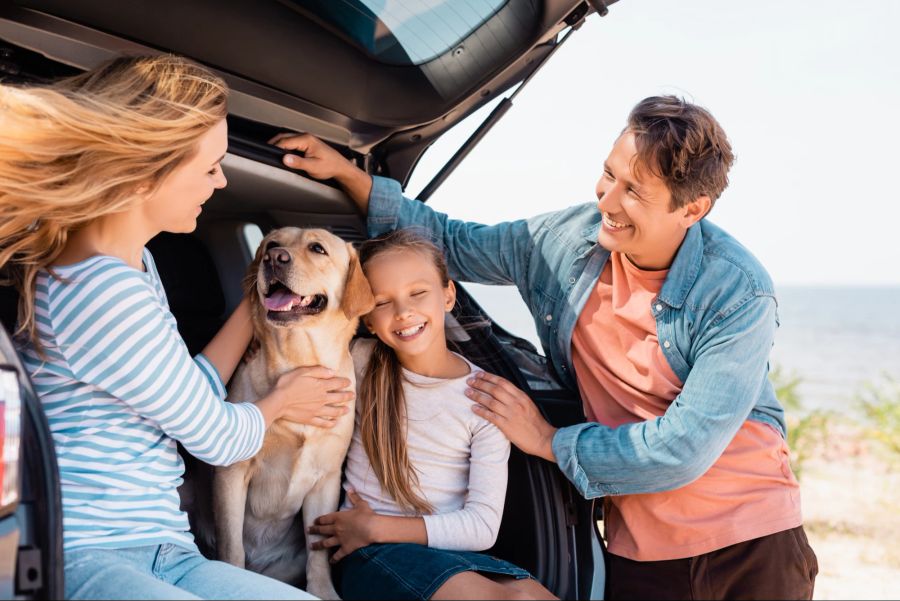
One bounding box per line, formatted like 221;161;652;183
569;277;576;284
663;340;671;349
545;314;553;322
655;303;663;312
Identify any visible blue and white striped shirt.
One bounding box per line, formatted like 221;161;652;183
18;248;265;551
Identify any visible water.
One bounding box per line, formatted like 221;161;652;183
462;283;900;411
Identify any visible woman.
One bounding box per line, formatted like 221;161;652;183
0;55;349;599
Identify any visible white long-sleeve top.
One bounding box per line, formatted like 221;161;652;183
342;338;510;551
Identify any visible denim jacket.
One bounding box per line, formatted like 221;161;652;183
367;176;786;499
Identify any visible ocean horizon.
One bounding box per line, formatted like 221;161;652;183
462;283;900;412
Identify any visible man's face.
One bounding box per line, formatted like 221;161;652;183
595;131;708;270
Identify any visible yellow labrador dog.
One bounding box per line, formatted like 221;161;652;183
211;227;373;599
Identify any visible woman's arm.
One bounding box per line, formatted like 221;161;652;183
200;297;253;385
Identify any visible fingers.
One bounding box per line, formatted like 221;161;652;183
468;371;517;397
268;132;314;149
323;376;352;392
314;513;336;526
325;390;355;405
310;536;340;551
293;365;335;379
346;489;367;508
331;547;350;563
309;416;339;429
317;404;351;419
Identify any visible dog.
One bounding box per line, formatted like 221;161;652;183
196;227;373;599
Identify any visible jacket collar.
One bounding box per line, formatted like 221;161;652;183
581;218;704;309
657;221;704;309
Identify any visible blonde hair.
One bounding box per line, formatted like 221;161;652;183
0;54;228;346
357;230;452;515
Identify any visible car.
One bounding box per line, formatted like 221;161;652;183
0;1;618;598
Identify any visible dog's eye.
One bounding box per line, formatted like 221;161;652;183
309;242;328;255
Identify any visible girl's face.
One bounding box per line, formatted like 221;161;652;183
142;118;228;234
363;249;455;360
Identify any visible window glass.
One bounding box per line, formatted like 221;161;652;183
294;0;508;65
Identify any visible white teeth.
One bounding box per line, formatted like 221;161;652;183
603;214;631;229
299;295;313;307
395;324;425;337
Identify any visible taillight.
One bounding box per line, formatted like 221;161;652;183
0;366;21;514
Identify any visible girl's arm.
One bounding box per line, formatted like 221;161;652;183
311;419;511;557
309;490;427;562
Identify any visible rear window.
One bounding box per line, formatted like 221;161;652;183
292;0;508;65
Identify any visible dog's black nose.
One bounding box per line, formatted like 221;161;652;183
264;247;291;265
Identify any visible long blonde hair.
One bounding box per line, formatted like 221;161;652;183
357;230;452;515
0;54;228;346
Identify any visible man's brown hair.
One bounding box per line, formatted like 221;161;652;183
626;95;735;211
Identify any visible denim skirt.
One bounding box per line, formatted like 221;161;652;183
338;543;533;600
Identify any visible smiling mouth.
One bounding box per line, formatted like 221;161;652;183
602;214;632;230
263;281;327;322
394;322;426;339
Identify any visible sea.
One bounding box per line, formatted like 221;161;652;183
463;284;900;413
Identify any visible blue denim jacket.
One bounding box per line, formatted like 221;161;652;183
367;176;786;499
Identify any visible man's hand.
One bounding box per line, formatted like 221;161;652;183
269;133;372;212
466;371;558;462
308;489;377;563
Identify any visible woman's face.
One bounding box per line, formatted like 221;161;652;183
143;118;228;234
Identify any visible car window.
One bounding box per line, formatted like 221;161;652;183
292;0;508;65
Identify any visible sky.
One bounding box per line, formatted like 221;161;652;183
406;0;900;287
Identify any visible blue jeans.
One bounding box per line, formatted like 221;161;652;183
64;544;318;600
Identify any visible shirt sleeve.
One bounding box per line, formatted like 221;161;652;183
368;175;539;289
421;418;511;551
551;295;779;497
53;264;265;466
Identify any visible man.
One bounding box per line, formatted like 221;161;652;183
273;96;818;600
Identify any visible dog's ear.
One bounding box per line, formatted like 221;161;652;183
341;243;375;320
242;236;267;330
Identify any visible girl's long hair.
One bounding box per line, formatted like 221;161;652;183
0;54;228;347
357;230;452;515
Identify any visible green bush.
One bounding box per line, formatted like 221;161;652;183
857;375;900;459
770;365;831;479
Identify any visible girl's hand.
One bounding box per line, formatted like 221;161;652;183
466;371;558;462
308;490;376;562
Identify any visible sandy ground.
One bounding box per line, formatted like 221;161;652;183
800;443;900;600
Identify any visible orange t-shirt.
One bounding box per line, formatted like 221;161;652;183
571;252;801;561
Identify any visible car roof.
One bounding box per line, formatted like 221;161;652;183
3;0;615;184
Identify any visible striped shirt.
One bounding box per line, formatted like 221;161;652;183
18;248;265;551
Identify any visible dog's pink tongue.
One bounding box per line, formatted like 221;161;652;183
264;289;302;311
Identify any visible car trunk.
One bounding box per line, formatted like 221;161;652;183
0;1;614;597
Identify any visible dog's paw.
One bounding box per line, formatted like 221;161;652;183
306;579;341;600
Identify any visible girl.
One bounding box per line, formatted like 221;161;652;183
0;55;354;600
308;230;555;600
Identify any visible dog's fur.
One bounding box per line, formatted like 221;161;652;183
192;227;373;599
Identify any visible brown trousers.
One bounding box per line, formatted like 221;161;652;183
605;526;818;600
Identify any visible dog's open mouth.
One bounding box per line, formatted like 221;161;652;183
263;281;327;321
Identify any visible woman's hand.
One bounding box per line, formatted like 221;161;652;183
466;371;558;462
268;133;372;211
256;366;354;429
308;490;377;562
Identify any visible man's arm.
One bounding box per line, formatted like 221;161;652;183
272;133;554;290
551;295;779;497
470;294;779;498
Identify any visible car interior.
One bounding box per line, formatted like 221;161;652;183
0;1;614;597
